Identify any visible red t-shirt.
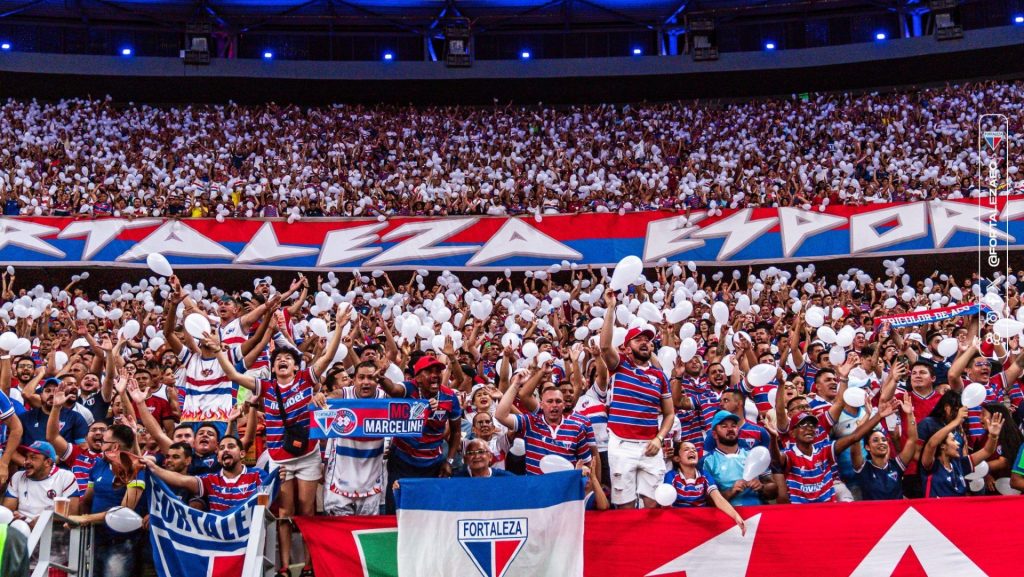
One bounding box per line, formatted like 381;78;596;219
133;394;175;424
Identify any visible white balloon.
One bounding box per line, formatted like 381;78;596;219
711;301;729;324
315;292;332;311
432;306;452;324
522;341;539;359
653;483;677;507
184;313;212;340
736;294;751;314
828;346;847;365
105;506;143;533
992;318;1024;339
148;336;165;351
721;355;734;377
509;438;526;457
120;319;141;341
835;326;856;348
638;302;663;323
609;255;644;291
0;332;17;351
964;460;990;481
612;327;627;348
968;478;985;493
9;338;30;356
805;308;825;328
657;347;678;373
536;352;553;366
742;446;771;482
146;253;173;277
961;382;987;409
385;363;405;384
679;338;698;362
309;318;329;338
679;322;696;339
842;387;866;408
747;364;776;388
0;506;12;525
816;326;837;344
501;333;521;349
996;477;1021;495
538;454;573;474
53;351;69;371
767;387;778;409
936;337;958;358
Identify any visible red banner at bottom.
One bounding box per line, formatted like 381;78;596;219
297;496;1019;577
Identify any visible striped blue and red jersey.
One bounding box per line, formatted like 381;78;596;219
964;373;1006;448
608;355;671;440
676;375;708;444
510;412;594;475
574;387;608;451
800;362;820;394
682;387;725;443
663;469;718;507
256;368;319;461
782;442;838;504
744;378;779;415
62;444;101;494
390;381;463;467
198;467;269;512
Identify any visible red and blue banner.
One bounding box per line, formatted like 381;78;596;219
310;398;429;439
0;198;1020;270
297;495;1024;577
873;302;993;331
148;473;278;577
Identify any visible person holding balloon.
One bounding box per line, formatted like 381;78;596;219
920;406;1003;498
849;395;919;500
700;411;775;506
655;440;746;536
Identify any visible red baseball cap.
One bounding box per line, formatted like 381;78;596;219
413;356;446;375
624;327;655;343
789;411;818;430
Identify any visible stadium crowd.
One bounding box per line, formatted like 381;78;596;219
0;255;1023;576
0;79;1020;221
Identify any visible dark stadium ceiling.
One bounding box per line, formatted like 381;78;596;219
0;0;928;34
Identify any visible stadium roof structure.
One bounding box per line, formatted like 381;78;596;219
0;0;938;35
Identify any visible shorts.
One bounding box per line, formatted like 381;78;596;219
608;431;666;505
270;449;322;482
324;491;383;516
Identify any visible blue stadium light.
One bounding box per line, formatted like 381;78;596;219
875;32;886;41
1015;16;1024;24
383;52;394;61
263;51;274;60
121;47;133;56
632;47;642;56
0;43;9;51
765;42;776;50
520;50;531;60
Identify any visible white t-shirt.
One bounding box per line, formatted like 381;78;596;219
324;386;387;499
6;467;78;520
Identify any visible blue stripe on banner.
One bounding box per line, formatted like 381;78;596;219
334;445;385;459
396;470;584;512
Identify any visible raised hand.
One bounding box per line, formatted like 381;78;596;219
126;379;147;405
603;288;617;308
988;412;1004;437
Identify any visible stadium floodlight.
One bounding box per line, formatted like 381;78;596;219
632;47;642;55
0;43;9;51
263;51;274;60
765;42;775;50
875;32;886;40
121;47;133;56
383;52;394;61
520;51;531;59
1015;15;1023;23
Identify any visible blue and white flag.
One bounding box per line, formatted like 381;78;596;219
396;471;585;577
148;473;279;577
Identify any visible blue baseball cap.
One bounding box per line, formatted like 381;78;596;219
36;377;61;394
19;441;57;462
709;410;741;430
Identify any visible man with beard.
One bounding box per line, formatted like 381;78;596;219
3;441;79;521
323;361;388;516
47;383;107;495
674;362;732;443
49;374;94;425
378;353;463;514
700;411;775;506
703;389;770;453
599;289;674;509
18;378;87;449
141;435;270;512
131;381;221;475
78;372;110;426
3;355;41;413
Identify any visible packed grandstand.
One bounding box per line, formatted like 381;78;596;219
0;1;1022;576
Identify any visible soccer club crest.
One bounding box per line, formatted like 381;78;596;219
457;518;528;577
983;130;1004;151
330;408;358;436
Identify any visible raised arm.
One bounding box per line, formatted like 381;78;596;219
968;411;1003;466
140;455;200;494
206;335;257;392
47;383;73;458
921;406;968;471
311;304;350;377
127;380;174;454
896;394;918;465
946;339;977;392
494;371;523;431
598;289;620;372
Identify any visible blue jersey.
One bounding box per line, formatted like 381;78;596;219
89;459;147;543
922;456;972;498
701;448;762;507
608;355;671;440
854;456;906;501
390;381;463;467
510;413;593;475
20;407;87;447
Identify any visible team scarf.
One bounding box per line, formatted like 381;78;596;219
873;302;991;332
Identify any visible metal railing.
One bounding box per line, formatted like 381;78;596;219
28;511;93;577
241;505;279;577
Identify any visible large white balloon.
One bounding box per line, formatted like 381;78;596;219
679;338;698;362
509;438;526;457
653;483;677;507
992;318;1024;339
657;347;678;373
936;337;958;359
184;313;212;340
309;318;329;338
9;338;30;356
609;256;644;291
0;332;17;351
146;253;173;277
961;383;987;409
106;506;143;533
747;364;776;388
711;301;729;324
538;454;574;474
522;341;539;359
995;477;1021;495
842;387;866;408
816;326;837;344
638;302;663;323
120;319;141;341
835;326;856;348
742;446;771;481
54;351;69;372
805;308;825;328
828;346;847;365
964;460;989;481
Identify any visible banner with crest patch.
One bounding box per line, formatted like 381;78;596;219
310;398;429;439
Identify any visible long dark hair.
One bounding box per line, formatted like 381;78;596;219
927;390;962;425
982;402;1023;462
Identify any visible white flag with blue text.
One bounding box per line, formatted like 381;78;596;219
396;471;584;577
